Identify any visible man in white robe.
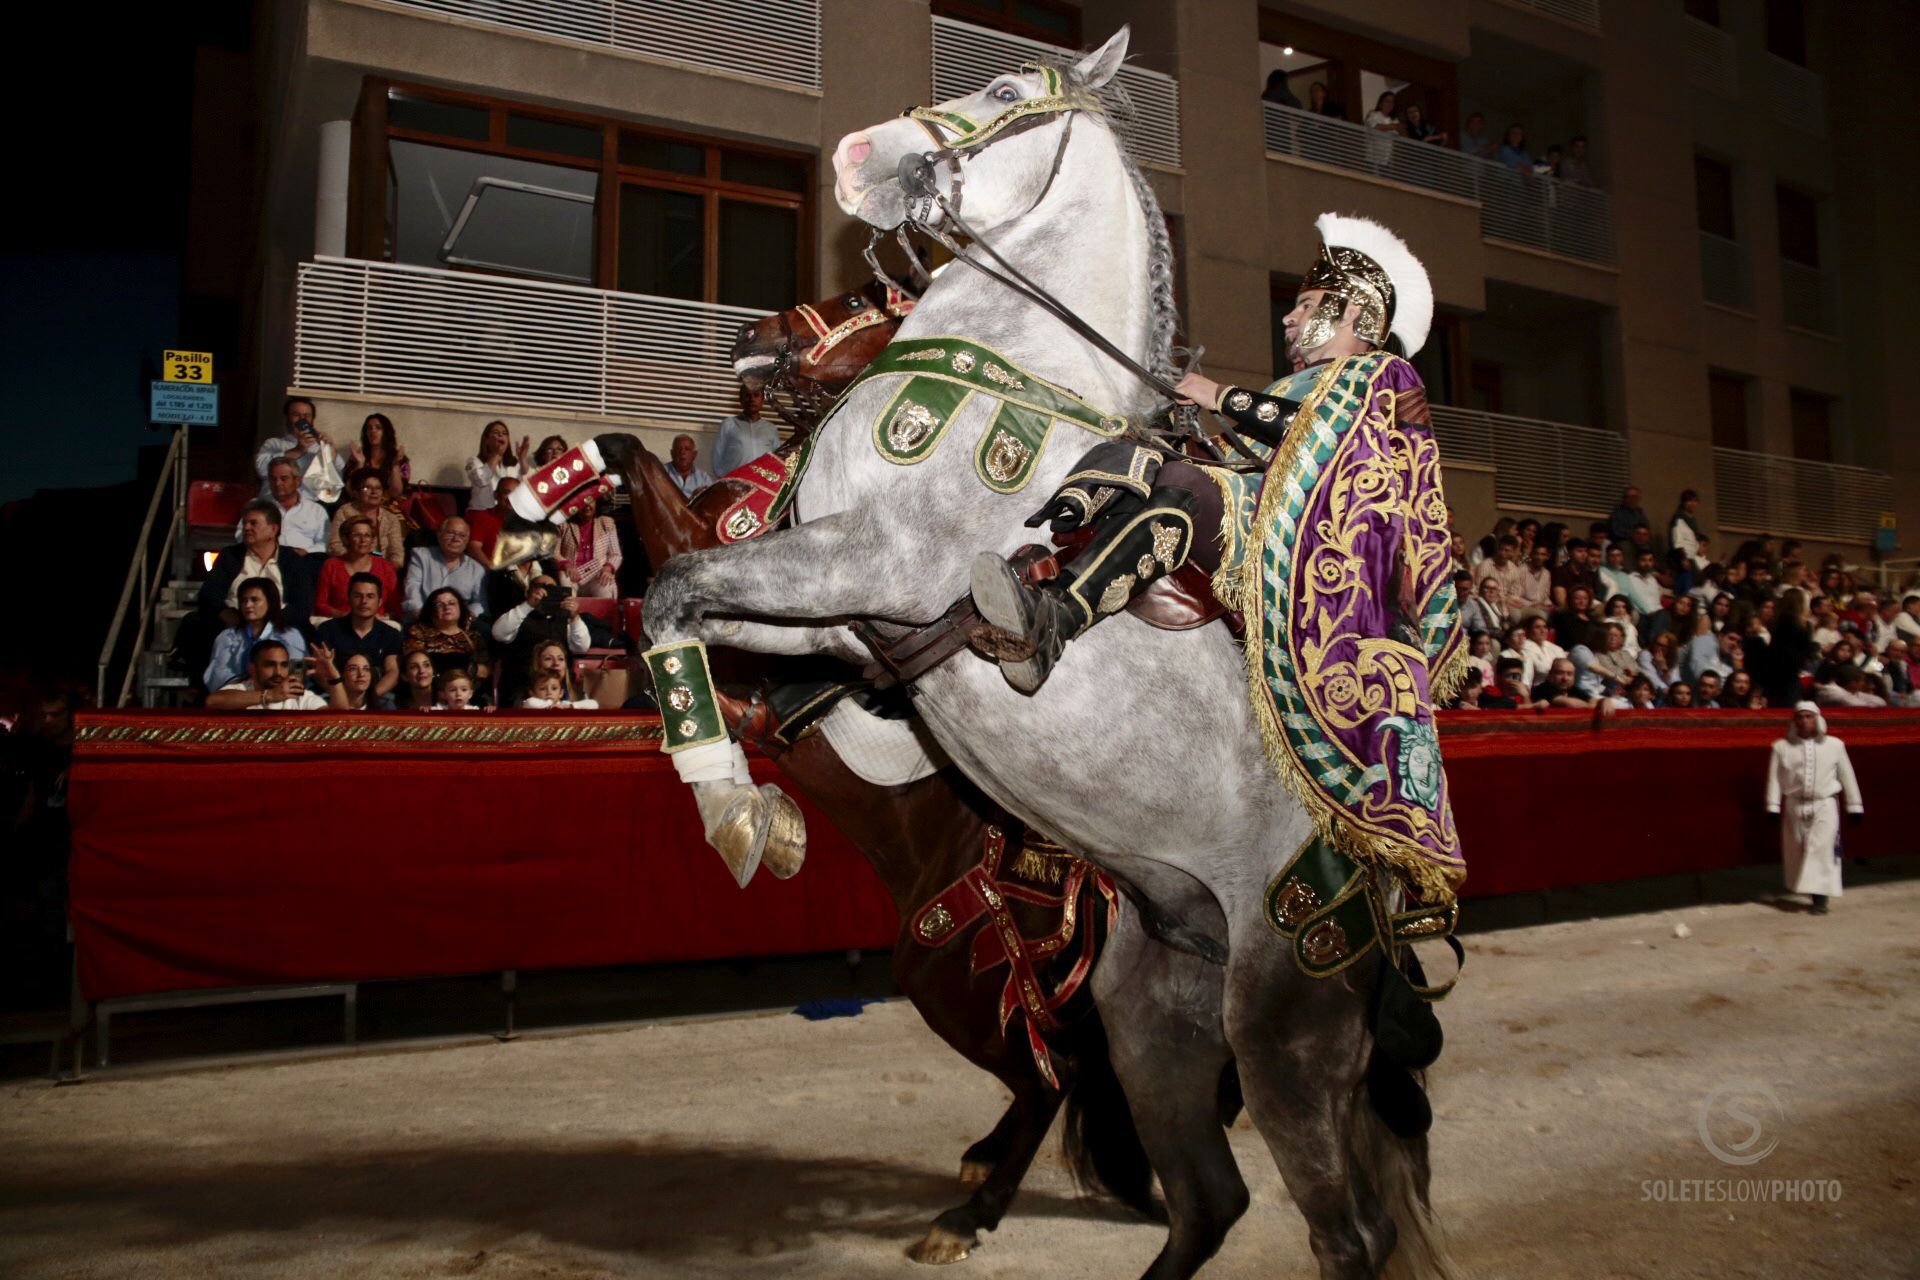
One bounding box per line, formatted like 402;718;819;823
1764;702;1864;914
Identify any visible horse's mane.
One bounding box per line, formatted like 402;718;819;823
1036;52;1181;390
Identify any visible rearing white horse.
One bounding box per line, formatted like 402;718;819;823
639;30;1455;1280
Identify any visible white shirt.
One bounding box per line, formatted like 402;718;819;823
1518;637;1567;691
227;551;285;609
239;496;328;553
218;679;329;711
255;436;344;504
489;601;592;652
465;457;522;511
1671;517;1707;570
520;697;601;710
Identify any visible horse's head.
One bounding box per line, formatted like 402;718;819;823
832;27;1130;236
730;277;916;428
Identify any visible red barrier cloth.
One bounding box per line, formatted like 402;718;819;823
68;708;1920;1002
1439;708;1920;898
68;712;899;1001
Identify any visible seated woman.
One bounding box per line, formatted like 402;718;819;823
520;670;599;710
405;587;493;692
1586;621;1640;692
557;493;623;599
527;640;582;705
314;517;399;619
203;576;307;693
396;649;438;712
432;667;481;712
311;647;388;711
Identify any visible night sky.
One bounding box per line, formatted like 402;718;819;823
0;16;199;506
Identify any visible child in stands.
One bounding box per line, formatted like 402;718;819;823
520;671;599;711
434;669;480;711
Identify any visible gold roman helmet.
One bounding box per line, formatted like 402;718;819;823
1297;213;1434;356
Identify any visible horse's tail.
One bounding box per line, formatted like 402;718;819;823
1352;1074;1462;1280
1060;1012;1163;1222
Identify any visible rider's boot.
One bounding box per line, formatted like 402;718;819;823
971;486;1197;694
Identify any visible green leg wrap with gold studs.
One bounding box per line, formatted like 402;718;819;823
644;640;728;752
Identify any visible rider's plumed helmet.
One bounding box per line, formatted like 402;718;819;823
1300;213;1434;357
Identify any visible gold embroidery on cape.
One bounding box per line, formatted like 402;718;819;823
1150;521;1181;568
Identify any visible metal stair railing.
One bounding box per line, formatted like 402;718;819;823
97;426;189;708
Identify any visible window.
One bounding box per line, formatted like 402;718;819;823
1684;0;1721;26
1694;155;1737;239
370;82;811;304
1765;0;1807;65
931;0;1079;44
1707;372;1750;450
1790;389;1832;461
1776;186;1819;266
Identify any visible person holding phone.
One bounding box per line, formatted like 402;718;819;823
254;397;345;505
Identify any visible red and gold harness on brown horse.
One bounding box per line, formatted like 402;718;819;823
909;824;1119;1090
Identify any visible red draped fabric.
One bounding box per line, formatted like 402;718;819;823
68;708;1920;1002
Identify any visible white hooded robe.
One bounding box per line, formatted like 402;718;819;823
1764;709;1863;897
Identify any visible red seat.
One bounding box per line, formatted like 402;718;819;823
188;480;257;531
621;597;647;648
574;596;618;625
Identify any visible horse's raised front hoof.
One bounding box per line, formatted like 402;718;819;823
907;1224;975;1265
705;786;770;887
957;1159;992;1189
758;785;808;880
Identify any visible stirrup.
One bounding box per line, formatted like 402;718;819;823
970;553;1075;695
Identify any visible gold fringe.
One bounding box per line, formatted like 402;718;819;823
1010;845;1073;886
1427;640;1470;707
1226;355;1465;907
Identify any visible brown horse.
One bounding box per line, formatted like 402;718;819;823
599;285;1168;1265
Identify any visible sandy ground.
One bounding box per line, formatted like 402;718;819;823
3;884;1919;1280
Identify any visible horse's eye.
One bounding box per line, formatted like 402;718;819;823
846;295;865;310
990;84;1020;104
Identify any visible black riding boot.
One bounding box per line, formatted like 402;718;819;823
971;487;1197;694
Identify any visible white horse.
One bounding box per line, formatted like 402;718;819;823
641;29;1455;1280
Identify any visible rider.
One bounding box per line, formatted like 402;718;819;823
970;212;1441;695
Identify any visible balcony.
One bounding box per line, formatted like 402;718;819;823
1683;18;1738;96
1713;447;1893;544
1780;261;1834;334
1262;104;1615;265
1766;57;1827;134
377;0;823;92
930;16;1182;169
1500;0;1600;29
1429;406;1629;515
293;256;762;426
1698;231;1749;310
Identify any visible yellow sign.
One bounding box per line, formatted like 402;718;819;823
1881;511;1898;530
162;349;213;383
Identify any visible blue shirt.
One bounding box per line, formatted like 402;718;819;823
203;622;307;692
1496;143;1535;173
712;416;781;478
404;547;489;621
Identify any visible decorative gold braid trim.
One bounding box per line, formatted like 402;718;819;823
75;718;665;750
1427;642;1471;707
1009;845;1073;886
1225;355;1463;906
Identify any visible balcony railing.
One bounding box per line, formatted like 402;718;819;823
1713;447;1893;543
294;256;763;426
1262;103;1615;265
1683;18;1738;96
1429;406;1629;515
1780;260;1834;334
930;16;1182;169
1698;231;1750;310
381;0;823;92
1502;0;1600;29
1767;56;1827;134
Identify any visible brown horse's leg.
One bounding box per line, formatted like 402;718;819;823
957;1099;1025;1188
908;1073;1065;1265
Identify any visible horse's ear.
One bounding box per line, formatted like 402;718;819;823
1072;26;1130;91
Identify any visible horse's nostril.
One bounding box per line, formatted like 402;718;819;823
847;139;872;166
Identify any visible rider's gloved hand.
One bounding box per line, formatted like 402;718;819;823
1026;488;1141;533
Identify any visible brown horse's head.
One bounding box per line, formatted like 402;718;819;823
730;278;915;429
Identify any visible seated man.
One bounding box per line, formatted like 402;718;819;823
248;457;329;554
490;574;591;706
181;500;316;688
1530;657;1593;708
313;574;403;701
254;397;344;505
204;640;329;711
404;516;488;622
326;468;406;568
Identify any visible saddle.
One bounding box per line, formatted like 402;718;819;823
909;823;1119;1090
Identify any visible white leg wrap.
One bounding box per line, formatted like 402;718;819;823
672;738;750;785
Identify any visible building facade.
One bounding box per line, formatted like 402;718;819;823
238;0;1916;566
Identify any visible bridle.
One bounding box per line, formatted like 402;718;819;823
761;282;918;431
887;65;1283;462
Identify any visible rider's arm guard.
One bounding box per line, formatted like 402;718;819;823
1212;385;1298;447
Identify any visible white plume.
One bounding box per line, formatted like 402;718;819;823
1314;212;1434;357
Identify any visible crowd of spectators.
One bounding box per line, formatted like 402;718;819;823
178;400;672;714
1449;484;1920;712
1260;73;1597;186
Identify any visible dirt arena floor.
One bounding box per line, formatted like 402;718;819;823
4;883;1919;1279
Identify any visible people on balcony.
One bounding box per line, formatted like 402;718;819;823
1459;112;1496;161
1306;80;1345;120
1401;102;1446;146
1261;69;1300;109
1559;136;1596;187
465;420;529;513
1364;91;1405;136
254;397;345;506
1496;125;1535;174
